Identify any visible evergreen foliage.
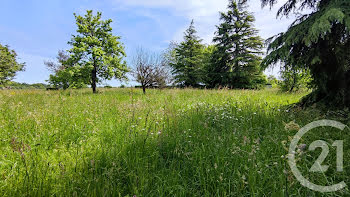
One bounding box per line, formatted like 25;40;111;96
171;20;205;87
260;0;350;107
207;0;266;89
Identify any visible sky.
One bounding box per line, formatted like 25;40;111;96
0;0;297;86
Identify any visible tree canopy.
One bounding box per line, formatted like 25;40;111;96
260;0;350;107
0;44;25;86
132;48;169;94
207;0;266;89
171;20;205;87
279;66;311;92
67;10;128;93
45;50;87;89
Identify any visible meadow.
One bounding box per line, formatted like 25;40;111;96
0;88;349;196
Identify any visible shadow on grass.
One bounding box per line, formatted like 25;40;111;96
4;102;350;196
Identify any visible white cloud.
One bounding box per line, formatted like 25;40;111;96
111;0;296;44
110;0;303;77
113;0;227;18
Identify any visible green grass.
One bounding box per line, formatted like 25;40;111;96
0;88;349;196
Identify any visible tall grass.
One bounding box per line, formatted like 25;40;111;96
0;88;349;196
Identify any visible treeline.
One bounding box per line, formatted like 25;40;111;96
0;82;47;89
0;0;306;93
1;0;349;107
168;1;266;89
41;1;270;93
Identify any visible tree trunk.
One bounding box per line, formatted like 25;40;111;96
345;71;350;107
142;85;146;94
91;66;97;93
289;70;297;92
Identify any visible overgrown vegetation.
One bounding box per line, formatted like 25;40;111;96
1;0;349;195
1;88;349;196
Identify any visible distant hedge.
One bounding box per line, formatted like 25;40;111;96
1;81;48;89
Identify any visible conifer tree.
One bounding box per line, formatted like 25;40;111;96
208;0;266;89
258;0;350;107
171;20;204;87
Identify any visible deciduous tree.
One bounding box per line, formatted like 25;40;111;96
0;44;25;86
279;66;311;92
45;50;89;89
67;10;128;93
132;48;169;94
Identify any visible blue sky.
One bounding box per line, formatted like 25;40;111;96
0;0;296;86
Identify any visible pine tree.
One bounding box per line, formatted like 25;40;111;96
259;0;350;107
171;20;204;87
208;0;266;89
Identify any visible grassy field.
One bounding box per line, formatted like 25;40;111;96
0;88;349;196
